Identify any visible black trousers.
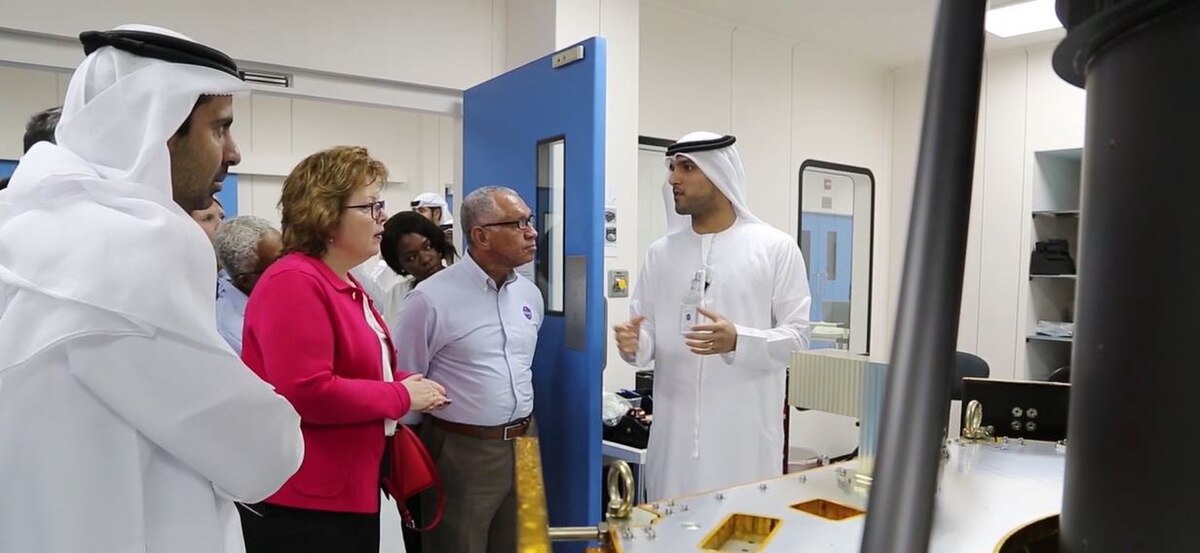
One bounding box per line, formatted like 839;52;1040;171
239;502;380;553
400;495;424;552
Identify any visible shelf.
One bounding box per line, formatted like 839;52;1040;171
1035;148;1083;162
1027;334;1073;343
1032;209;1080;217
1029;274;1077;280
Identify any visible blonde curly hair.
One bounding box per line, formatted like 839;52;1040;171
279;145;388;257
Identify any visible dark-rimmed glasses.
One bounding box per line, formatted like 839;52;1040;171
480;215;535;231
345;200;386;220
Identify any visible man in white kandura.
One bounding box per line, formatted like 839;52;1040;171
0;25;303;553
614;131;812;501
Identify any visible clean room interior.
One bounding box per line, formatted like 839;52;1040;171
0;0;1083;456
2;0;1184;551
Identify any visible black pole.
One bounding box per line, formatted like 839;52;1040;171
859;0;986;551
1053;2;1200;551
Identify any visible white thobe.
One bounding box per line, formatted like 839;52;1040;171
0;305;305;553
0;27;303;553
0;155;304;553
625;218;811;500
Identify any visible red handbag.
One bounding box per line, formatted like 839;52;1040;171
380;425;444;531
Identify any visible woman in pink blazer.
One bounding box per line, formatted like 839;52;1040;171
239;146;448;553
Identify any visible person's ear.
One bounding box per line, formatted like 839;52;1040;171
471;227;489;250
233;272;253;290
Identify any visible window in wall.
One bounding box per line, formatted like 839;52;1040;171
536;137;566;313
799;161;875;353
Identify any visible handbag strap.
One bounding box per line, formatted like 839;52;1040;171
400;439;444;532
383;425;445;532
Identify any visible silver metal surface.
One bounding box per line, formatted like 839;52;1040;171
547;526;601;541
564;255;587;350
607;440;1064;552
551;45;585;68
788;350;888;478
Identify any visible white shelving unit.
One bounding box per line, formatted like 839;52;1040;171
1022;148;1081;380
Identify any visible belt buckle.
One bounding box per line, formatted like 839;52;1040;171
502;420;523;441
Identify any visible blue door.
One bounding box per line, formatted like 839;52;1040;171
822;214;853;307
0;160;16;181
216;174;239;216
463;38;607;547
801;213;853;347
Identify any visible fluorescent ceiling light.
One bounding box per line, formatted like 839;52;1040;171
985;0;1062;38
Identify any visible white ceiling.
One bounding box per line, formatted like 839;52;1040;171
647;0;1065;68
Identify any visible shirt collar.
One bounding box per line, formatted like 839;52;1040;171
294;252;359;293
217;276;249;309
462;251;516;292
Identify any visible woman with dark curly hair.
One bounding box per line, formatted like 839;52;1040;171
375;210;458;553
356;211;458;329
238;145;449;553
381;211;457;285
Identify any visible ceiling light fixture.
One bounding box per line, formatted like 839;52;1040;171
985;0;1063;38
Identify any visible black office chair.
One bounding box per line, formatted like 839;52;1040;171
951;351;990;400
1048;365;1071;383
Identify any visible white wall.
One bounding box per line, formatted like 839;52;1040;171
0;65;69;158
884;61;989;359
507;0;643;392
887;43;1086;381
801;171;855;216
637;3;893;357
593;0;642;391
0;65;456;226
635;2;892;457
2;0;502;90
233;93;456;226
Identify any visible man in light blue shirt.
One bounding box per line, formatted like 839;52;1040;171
393;186;543;553
215;216;282;353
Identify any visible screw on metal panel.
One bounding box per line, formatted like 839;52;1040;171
1011;420;1022;431
680;504;690;512
1019;437;1026;446
1027;407;1039;419
759;483;768;491
1012;407;1024;417
1026;421;1037;432
798;475;807;483
715;493;724;501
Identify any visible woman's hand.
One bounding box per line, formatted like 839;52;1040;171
400;375;449;412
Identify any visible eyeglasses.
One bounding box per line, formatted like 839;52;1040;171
345;200;386;220
480;215;536;231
